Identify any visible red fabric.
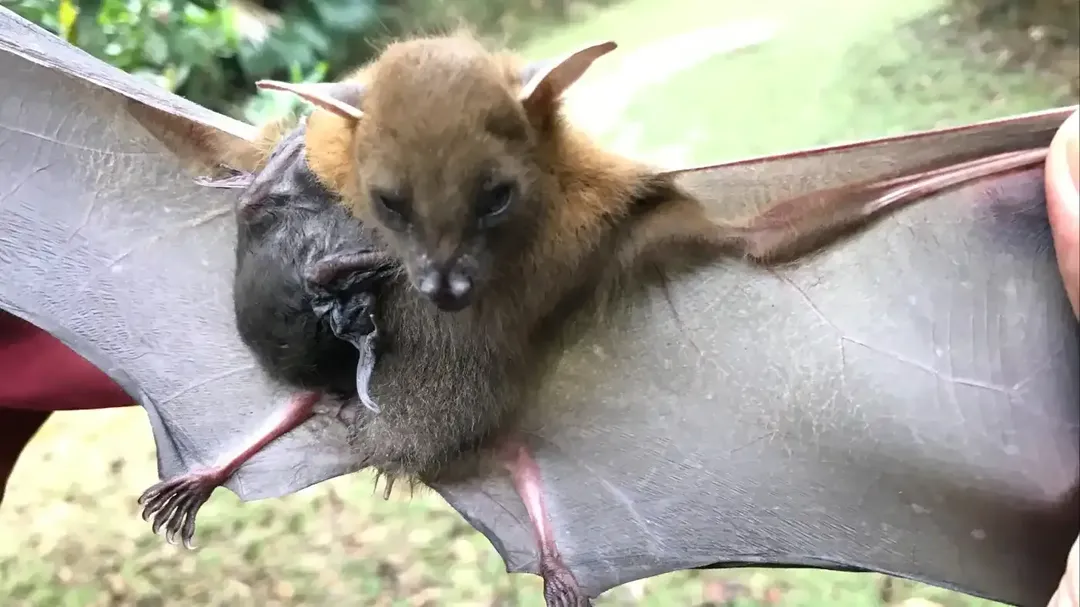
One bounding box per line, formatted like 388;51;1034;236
0;310;134;411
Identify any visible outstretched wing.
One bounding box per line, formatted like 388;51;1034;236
1;9;1075;606
0;7;369;499
431;108;1080;606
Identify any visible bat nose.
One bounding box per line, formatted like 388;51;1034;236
417;268;473;311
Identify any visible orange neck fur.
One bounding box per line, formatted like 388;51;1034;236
304;108;361;201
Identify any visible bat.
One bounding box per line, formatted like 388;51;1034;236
0;8;1076;606
188;34;1072;605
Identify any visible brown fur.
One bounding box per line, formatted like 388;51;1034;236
304;65;374;199
249;32;925;485
245;34;717;484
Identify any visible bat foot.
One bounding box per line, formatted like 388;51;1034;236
541;558;590;607
137;470;221;549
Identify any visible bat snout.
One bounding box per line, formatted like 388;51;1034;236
416;263;475;312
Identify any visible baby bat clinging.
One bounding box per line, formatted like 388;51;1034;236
138;117;398;544
225;119;396;409
137;33;1053;606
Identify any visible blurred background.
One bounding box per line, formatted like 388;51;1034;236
0;0;1077;605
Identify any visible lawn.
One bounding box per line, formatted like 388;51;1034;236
0;0;1069;605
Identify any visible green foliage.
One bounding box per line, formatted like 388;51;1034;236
3;0;616;121
5;0;246;111
228;1;381;86
3;0;389;117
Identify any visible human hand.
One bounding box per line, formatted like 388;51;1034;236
1045;108;1079;607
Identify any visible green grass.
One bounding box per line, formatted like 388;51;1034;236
524;0;1066;166
615;0;1063;165
0;0;1069;604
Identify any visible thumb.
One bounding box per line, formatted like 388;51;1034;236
1043;108;1080;607
1045;108;1079;318
1049;537;1079;607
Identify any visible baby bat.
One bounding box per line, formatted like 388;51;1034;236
140;33;1056;606
222;117;398;411
137;116;398;545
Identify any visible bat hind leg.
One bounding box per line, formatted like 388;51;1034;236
136;391;321;548
137;469;221;548
500;439;591;607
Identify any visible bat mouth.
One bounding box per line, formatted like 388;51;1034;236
426;289;474;312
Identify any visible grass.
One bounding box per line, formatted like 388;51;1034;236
533;0;1068;166
0;0;1070;605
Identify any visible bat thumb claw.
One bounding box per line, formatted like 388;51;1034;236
356;354;380;414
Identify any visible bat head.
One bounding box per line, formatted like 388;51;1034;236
256;35;616;313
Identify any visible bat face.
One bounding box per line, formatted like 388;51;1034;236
252;34;617;315
351;37;547;313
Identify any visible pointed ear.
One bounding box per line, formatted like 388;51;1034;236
256;80;367;121
518;41;617;115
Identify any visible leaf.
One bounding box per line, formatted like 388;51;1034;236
312;0;378;30
144;30;169;65
57;0;78;39
290;20;330;55
186;0;220;10
73;0;102;19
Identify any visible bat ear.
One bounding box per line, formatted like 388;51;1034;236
518;41;617;119
256;80;367;122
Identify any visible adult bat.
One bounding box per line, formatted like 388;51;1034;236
0;9;1076;607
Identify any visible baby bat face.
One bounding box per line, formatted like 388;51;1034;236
353;39;546;312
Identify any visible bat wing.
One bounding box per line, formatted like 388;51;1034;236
431;107;1080;607
2;9;1076;606
0;8;369;498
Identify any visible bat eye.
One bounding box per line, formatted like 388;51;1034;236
477;181;515;221
371;188;410;223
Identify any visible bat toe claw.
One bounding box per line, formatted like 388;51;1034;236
137;473;218;549
541;563;589;607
